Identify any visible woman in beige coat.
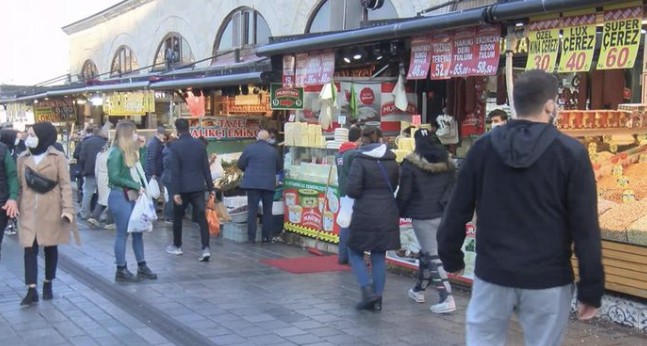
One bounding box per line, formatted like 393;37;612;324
18;122;79;306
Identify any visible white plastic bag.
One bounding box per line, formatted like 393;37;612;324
127;194;157;233
336;196;355;228
148;178;161;199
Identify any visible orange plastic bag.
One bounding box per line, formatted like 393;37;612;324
206;195;221;236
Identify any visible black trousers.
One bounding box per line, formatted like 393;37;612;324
24;239;58;285
173;191;209;249
246;189;274;241
0;211;9;262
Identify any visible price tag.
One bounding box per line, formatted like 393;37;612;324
338;115;347;125
430;32;452;80
289;113;296;122
597;1;642;70
411;115;421;126
407;36;432;80
526;15;561;72
558;10;597;73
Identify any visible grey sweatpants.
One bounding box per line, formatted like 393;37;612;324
467;276;573;346
412;218;452;296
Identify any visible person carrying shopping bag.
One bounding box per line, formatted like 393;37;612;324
107;121;157;282
18;122;81;306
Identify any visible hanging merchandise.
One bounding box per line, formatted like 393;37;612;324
393;72;408;112
597;1;642;70
185;91;205;117
558;9;597;73
318;80;337;130
526;14;561;71
436;113;459;145
349;84;358;118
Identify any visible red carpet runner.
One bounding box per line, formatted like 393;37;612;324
261;255;351;274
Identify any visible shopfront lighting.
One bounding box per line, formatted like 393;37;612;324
90;95;103;106
77;99;87;105
352;48;363;60
33;100;38;104
343;56;352;63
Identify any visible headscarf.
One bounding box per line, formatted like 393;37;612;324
0;129;18;150
30;122;58;155
414;128;448;164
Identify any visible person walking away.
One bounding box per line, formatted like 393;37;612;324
78;127;106;220
146;126;167;213
160;135;176;224
0;129;23;236
166;119;214;261
107;121;157;282
237;130;281;244
346;127;399;311
73;128;93;203
0;133;19;259
438;70;604;346
396;130;456;313
88;137;115;230
18;122;80;306
334;125;361;264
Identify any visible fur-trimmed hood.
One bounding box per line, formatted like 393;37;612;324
405;153;456;173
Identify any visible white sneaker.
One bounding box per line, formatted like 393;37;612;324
199;248;211;262
166;245;183;255
408;288;425;303
87;218;101;227
430;295;456;314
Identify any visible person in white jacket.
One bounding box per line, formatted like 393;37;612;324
87;140;115;229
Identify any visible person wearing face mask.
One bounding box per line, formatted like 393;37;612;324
237;130;281;244
17;122;80;306
488;110;508;130
438;70;603;345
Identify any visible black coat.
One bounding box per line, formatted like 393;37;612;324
396;153;456;220
79;135;107;177
161;145;173;187
238;140;281;192
347;144;401;252
169;133;214;195
145;136;164;180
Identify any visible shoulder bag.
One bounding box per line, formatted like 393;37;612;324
25;166;58;194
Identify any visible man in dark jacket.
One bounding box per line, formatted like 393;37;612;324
145;126;167;181
79;127;107;220
238;130;281;243
73;128;93;202
334;125;361;264
166;119;214;262
438;70;603;345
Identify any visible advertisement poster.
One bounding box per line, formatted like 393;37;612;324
283;55;296;87
284;179;340;243
34;99;77;122
104;91;155;116
304;53;323;86
430;32;453;80
270;84;304;110
295;53;308;87
407;36;433;80
526;15;561;71
319;51;336;85
473;25;501;76
449;27;477;77
558;10;597;73
597;1;642;70
189;118;260;141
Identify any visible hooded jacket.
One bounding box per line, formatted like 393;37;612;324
396;152;456;220
346;143;401;252
437;120;604;308
335;142;358;197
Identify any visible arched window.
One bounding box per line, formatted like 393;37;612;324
110;46;139;77
81;60;98;81
153;33;195;71
213;8;272;58
307;0;398;33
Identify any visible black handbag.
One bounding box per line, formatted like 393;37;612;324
25;166;58;194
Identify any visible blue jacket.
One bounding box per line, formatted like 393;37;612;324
169;133;213;195
238;140;280;191
145;136;164;179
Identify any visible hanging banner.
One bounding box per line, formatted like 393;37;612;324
558;10;597;73
282;55;296;87
449;27;477;77
34;99;77;122
407;36;433;80
189;118;261;141
104;91;155;116
526;15;561;71
295;53;308;87
284;179;341;243
430;32;452;80
270;84;304;110
319;51;335;85
304;53;323;86
474;25;501;76
597;1;643;70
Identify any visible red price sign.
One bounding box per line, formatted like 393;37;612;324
531;54;553;70
411;115;421;126
473;25;500;76
449;28;477;78
407;36;432;80
319;51;335;85
295;53;308;87
430;32;452;80
304;53;323;86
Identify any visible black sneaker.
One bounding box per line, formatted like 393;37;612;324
137;264;158;280
115;267;140;282
20;287;39;306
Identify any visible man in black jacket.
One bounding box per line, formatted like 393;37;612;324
438;70;603;345
166;119;214;262
145;126;167;181
79;127;107;220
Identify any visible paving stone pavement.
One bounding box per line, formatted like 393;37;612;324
0;219;645;346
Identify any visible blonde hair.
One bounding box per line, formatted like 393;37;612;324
113;122;139;167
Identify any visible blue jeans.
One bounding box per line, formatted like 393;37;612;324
348;248;386;295
338;227;349;263
108;189;145;267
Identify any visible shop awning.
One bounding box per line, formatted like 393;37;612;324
150;72;267;90
256;0;617;56
84;81;150;93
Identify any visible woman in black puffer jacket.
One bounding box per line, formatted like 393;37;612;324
396;129;457;314
346;127;400;312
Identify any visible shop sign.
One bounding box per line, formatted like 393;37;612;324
429;32;452;80
406;36;433;80
449;27;477;77
33;99;77;122
558;10;597;73
295;53;308;87
270;84;304;110
189;118;260;140
473;25;500;76
319;51;335;85
282;55;296;87
284;179;340;243
104;91;155;116
525;15;561;71
303;51;335;86
597;1;642;70
500;37;529;55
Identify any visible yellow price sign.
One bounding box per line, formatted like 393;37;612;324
526;15;561;71
558;10;597;73
597;1;643;70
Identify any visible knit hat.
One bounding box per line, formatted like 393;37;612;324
414;128;447;163
30;122;58;155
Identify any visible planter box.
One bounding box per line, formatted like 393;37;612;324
222;222;260;242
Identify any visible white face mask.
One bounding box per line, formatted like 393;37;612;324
132;133;138;142
491;123;503;129
25;136;39;149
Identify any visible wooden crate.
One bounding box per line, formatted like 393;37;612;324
573;240;647;299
